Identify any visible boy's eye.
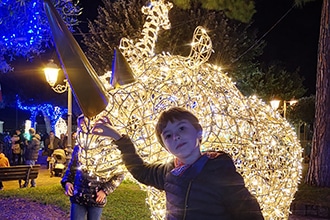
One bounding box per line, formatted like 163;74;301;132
164;134;171;139
179;126;185;131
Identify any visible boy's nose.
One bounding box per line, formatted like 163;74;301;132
174;134;181;141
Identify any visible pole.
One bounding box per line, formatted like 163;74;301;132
67;83;72;149
283;101;287;118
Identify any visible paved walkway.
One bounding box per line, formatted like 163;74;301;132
2;165;62;190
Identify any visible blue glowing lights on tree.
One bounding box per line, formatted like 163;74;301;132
0;0;81;73
16;96;67;132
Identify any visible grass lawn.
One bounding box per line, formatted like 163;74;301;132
0;180;151;220
1;163;329;219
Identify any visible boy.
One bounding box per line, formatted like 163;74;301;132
92;107;264;219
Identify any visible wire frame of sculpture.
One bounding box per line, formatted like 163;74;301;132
80;1;302;219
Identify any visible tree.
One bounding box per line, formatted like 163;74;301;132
0;0;81;73
303;0;330;187
287;95;315;126
171;0;256;23
80;0;146;75
238;62;306;100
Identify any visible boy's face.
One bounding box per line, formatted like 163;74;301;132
161;119;201;163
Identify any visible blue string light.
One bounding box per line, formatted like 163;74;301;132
16;95;67;131
0;0;81;73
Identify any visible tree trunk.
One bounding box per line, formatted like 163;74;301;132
306;0;330;187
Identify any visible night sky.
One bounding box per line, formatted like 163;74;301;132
252;0;321;95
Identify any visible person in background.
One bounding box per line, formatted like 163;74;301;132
71;131;77;146
23;128;41;188
92;107;264;219
0;146;10;190
16;129;26;164
11;132;22;165
44;131;61;168
60;133;68;149
61;115;124;220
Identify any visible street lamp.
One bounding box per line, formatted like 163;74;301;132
270;99;297;118
44;59;72;151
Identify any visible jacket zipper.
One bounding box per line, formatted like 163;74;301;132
183;181;192;220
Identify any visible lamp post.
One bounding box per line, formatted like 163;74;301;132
270;99;297;118
44;59;72;151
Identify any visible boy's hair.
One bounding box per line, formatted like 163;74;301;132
155;107;202;148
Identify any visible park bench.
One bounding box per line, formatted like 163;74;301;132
0;164;41;188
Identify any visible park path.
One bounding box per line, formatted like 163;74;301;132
2;165;62;190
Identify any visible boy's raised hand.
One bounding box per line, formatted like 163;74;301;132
91;117;122;141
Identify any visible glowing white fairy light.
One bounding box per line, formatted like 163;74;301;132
55;117;67;138
87;0;302;219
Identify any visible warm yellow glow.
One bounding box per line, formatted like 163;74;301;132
44;59;60;87
270;99;281;110
78;0;302;219
289;100;298;105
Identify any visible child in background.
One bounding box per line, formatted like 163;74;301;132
61;115;124;220
92;107;264;219
0;147;10;190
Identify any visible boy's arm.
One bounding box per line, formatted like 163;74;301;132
92;117;171;189
114;135;170;190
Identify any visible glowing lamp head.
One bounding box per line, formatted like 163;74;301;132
289;100;298;105
270;99;281;110
44;59;60;87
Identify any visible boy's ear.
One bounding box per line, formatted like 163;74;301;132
198;131;203;142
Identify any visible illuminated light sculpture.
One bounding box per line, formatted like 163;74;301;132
24;120;32;140
45;0;302;219
55;117;67;138
102;1;302;218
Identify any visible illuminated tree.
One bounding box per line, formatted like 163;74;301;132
0;0;81;73
16;97;67;133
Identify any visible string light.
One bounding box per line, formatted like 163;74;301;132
16;96;67;131
55;117;67;137
79;0;302;219
0;0;81;73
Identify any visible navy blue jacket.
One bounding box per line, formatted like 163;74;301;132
115;135;264;220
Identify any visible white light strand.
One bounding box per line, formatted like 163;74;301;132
86;0;302;219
